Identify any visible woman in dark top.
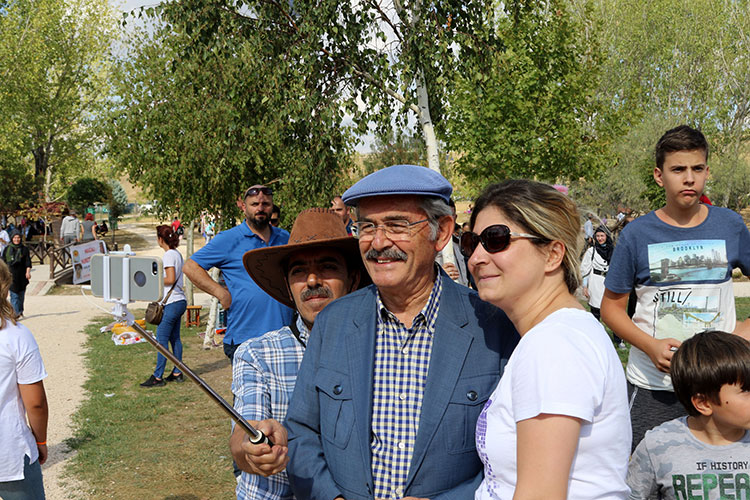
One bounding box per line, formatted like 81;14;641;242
1;230;32;318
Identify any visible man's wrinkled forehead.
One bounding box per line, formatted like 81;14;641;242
285;247;349;275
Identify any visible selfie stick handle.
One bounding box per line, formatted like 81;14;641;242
127;320;272;445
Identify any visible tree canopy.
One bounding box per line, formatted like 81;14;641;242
0;0;117;200
105;14;354;226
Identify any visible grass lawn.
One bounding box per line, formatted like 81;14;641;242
66;311;236;500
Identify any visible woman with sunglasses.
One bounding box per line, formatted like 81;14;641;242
465;180;630;500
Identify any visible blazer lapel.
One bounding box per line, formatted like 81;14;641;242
406;278;472;488
347;287;378;484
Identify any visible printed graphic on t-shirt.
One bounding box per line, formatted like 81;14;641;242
670;460;750;500
652;286;724;341
647;240;728;284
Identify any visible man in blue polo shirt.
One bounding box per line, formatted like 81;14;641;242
184;185;294;361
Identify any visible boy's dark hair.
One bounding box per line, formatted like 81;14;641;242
671;330;750;416
655;125;709;170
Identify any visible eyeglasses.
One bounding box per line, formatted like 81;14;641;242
270;218;280;226
244;186;273;198
355;219;429;241
460;224;545;257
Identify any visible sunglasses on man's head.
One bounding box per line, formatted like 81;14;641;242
460;224;545;257
244;186;273;197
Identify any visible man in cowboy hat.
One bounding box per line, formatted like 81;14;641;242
229;208;370;500
285;165;519;500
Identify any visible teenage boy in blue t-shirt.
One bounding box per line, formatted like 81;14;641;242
601;125;750;451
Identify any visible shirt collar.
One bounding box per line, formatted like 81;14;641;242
241;219;280;241
295;314;310;342
376;266;443;332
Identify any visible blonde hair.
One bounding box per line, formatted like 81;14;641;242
0;260;17;328
470;179;583;293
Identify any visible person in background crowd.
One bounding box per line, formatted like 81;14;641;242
286;165;519;500
330;195;354;235
583;213;594;247
1;231;32;319
435;198;469;286
204;217;215;243
0;226;9;254
270;205;281;227
230;208;370;500
140;225;187;388
466;180;630;499
0;260;49;499
79;213;98;243
60;209;80;245
581;226;624;348
184;185;293;363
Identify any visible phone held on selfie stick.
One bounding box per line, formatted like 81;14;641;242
90;248;272;446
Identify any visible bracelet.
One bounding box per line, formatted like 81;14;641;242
36;441;46;446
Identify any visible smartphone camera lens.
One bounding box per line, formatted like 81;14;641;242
134;271;147;287
152;262;158;276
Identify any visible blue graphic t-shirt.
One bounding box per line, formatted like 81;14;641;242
605;206;750;390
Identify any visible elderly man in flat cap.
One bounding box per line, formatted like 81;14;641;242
285;165;520;500
229;208;370;500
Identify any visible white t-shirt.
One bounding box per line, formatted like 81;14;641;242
0;320;48;481
581;246;610;309
0;229;9;254
475;308;631;500
163;248;185;305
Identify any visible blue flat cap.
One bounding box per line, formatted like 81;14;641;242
342;164;453;205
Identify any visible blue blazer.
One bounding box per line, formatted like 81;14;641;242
286;274;519;500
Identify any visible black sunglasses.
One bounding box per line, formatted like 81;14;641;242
460;224;544;257
244;186;273;197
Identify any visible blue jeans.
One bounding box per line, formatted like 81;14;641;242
153;300;187;379
10;289;25;316
0;455;46;499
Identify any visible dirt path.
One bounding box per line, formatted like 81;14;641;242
23;293;111;499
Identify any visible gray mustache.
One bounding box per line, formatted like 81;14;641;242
300;287;333;301
365;248;408;262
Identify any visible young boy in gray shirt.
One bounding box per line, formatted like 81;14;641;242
627;330;750;500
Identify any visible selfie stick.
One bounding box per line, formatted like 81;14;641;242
101;248;272;446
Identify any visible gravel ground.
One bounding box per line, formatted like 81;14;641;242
23;293;110;500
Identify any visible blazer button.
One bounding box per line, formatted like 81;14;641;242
333;385;342;395
466;390;478;401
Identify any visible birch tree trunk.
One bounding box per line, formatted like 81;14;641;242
202;267;220;349
415;69;458;274
184;219;195;306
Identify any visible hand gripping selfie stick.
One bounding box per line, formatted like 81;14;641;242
100;248;272;446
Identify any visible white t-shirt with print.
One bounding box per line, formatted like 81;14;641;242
163;248;185;305
475;308;631;500
0;320;48;481
605;207;750;391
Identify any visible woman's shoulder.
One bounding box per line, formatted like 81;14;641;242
526;309;608;350
0;321;38;350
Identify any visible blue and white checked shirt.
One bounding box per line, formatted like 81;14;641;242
371;274;443;499
232;315;308;500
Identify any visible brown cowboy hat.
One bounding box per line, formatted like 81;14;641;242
243;208;371;308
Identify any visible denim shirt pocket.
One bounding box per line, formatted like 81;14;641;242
315;367;355;449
